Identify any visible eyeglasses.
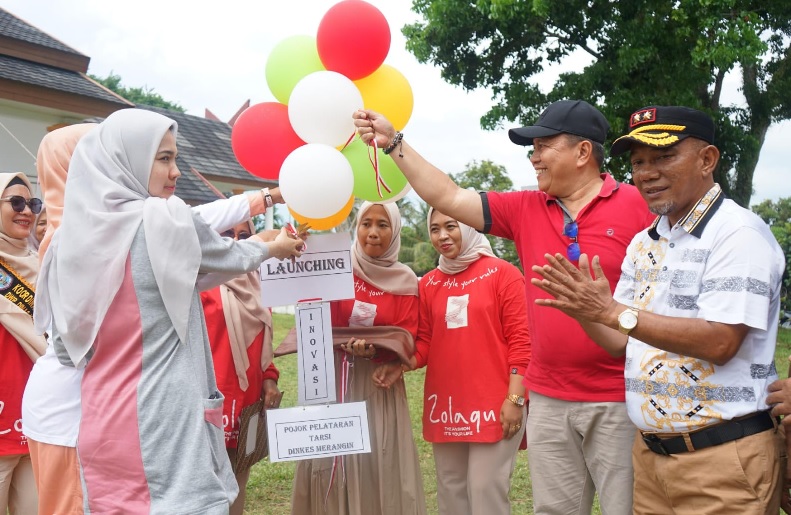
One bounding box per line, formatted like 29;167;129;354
563;221;580;261
0;196;43;214
221;229;252;240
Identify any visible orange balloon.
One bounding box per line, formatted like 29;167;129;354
289;195;355;231
354;64;413;131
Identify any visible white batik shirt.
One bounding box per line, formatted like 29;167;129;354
614;184;785;432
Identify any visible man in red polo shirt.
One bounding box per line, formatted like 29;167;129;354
354;100;653;514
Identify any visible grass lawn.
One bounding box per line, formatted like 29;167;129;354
243;313;791;514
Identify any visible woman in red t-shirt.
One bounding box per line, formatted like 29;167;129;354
291;202;426;515
202;221;281;515
409;208;531;515
0;172;47;514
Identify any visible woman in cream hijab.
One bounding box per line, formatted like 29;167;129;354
33;108;303;513
405;208;530;515
290;201;427;515
0;172;46;514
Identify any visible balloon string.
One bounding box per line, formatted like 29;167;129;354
340;131;356;151
366;139;392;198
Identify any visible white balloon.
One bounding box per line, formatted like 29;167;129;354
288;71;363;147
279;144;355;219
380;183;412;204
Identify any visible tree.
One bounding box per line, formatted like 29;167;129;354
450;160;520;269
90;72;186;112
404;0;791;207
753;197;791;313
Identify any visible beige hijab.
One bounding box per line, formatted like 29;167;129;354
351;201;418;296
0;173;47;361
35;109;201;367
220;221;273;391
36;123;97;261
428;207;495;275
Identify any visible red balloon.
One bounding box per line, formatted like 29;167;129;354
317;0;390;80
231;102;305;180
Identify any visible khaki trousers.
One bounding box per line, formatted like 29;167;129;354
433;411;526;515
28;439;83;515
0;453;37;515
632;426;784;514
526;391;634;515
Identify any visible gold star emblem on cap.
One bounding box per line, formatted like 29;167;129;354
633;113;641;124
644;111;653;120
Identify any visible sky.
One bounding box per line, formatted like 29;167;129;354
5;0;789;205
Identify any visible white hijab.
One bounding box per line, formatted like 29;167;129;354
428;207;495;275
35;108;201;367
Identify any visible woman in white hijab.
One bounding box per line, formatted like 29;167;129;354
33;108;303;514
405;208;531;515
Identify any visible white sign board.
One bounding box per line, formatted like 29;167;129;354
259;232;354;307
266;402;371;463
296;302;336;405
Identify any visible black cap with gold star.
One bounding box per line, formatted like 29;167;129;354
610;106;715;156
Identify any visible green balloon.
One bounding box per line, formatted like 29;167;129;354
265;35;325;105
343;138;409;202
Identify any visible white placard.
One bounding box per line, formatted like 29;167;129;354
266;402;371;463
296;302;336;405
259;232;354;307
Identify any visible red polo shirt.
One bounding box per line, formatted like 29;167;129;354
484;174;653;401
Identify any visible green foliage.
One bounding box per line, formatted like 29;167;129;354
753;197;791;313
404;0;791;207
396;160;522;273
451;160;521;269
90;72;186;112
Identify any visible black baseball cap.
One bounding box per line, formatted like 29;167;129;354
610;106;715;156
508;100;609;146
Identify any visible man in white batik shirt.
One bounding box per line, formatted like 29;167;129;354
532;105;786;514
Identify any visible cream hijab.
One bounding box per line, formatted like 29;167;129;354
220;221;273;391
351;201;418;296
0;172;46;361
35;109;201;367
36;123;97;260
428;207;495;275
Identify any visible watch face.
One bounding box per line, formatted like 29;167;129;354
620;311;638;329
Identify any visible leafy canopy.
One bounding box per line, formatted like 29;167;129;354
90;72;186;113
404;0;791;207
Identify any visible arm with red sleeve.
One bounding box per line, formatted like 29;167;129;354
411;273;435;370
499;265;531;377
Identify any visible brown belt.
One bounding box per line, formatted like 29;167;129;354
641;410;776;456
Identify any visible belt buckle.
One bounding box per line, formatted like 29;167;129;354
642;433;670;456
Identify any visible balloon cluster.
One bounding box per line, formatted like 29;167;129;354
231;0;413;230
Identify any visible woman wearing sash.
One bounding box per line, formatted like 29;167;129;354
202;220;282;515
0;172;46;514
289;201;427;515
33;108;304;514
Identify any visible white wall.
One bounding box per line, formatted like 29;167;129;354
0;101;85;195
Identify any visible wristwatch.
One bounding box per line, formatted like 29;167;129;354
618;308;639;335
261;187;274;208
506;393;526;407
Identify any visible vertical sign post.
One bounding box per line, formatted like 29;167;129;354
295;301;336;405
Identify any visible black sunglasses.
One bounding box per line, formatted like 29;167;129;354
221;229;252;240
0;196;42;214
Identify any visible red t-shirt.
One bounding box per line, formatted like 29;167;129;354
330;275;418;345
415;256;531;443
484;174;653;402
0;324;32;455
202;287;279;449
